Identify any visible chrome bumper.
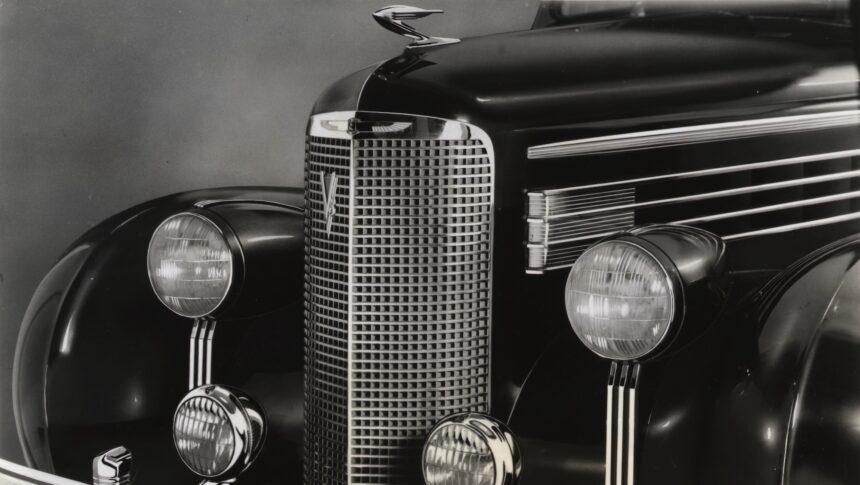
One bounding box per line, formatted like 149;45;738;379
1;446;131;485
0;457;87;485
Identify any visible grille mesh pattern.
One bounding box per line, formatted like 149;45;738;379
305;135;351;485
304;128;493;485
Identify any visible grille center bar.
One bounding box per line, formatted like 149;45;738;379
304;111;495;485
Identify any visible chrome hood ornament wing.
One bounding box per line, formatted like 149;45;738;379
372;5;460;49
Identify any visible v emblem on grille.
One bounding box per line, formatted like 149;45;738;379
318;171;338;237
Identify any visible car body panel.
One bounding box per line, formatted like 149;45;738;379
511;234;860;484
14;188;305;484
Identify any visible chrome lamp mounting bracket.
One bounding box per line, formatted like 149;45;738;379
372;5;460;49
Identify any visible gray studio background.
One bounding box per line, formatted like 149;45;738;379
0;0;536;464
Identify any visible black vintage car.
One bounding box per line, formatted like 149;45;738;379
6;1;860;484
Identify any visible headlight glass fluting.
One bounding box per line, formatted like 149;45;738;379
423;413;521;485
174;394;236;477
565;240;675;360
147;212;233;318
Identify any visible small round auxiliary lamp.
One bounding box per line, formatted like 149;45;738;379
173;385;266;483
422;413;522;485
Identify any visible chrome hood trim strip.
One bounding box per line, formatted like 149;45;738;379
528;110;860;159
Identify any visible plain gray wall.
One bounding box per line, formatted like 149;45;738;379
0;0;536;464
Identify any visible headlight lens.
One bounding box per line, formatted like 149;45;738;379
147;213;234;318
173;385;265;480
423;413;521;485
565;240;676;360
175;394;235;477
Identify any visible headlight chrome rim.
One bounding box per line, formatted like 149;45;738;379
422;412;522;485
565;237;683;361
172;385;265;480
147;211;241;318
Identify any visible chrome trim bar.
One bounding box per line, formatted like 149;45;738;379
725;211;860;241
529;110;860;159
615;365;626;485
676;190;860;225
526;148;860;273
0;458;86;485
605;363;617;485
530;209;860;273
627;366;640;485
549;168;860;220
539;149;860;196
606;363;640;485
189;317;216;390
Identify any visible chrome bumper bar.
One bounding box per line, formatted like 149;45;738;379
1;446;132;485
0;457;87;485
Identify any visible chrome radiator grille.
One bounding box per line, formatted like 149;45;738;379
305;134;351;485
304;113;494;485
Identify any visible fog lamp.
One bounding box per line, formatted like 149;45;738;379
565;239;677;360
422;413;521;485
173;385;265;481
147;212;235;318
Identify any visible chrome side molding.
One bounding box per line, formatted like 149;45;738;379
372;5;460;49
526;148;860;273
528;110;860;159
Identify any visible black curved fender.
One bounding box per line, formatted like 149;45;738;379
510;234;860;485
13;187;305;485
746;237;860;485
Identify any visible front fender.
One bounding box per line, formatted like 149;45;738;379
13;187;305;484
510;234;860;485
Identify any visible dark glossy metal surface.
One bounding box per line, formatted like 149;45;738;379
205;202;305;319
355;11;855;143
629;225;728;361
313;10;860;441
14;187;305;485
512;234;860;484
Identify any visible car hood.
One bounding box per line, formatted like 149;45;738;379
351;13;853;131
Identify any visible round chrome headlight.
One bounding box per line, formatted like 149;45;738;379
422;413;521;485
147;212;235;318
173;385;265;480
565;239;678;360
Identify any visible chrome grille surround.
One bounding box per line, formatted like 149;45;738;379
304;111;494;485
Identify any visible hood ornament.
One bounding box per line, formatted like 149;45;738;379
373;5;460;49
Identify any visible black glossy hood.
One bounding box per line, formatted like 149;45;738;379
315;12;854;133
